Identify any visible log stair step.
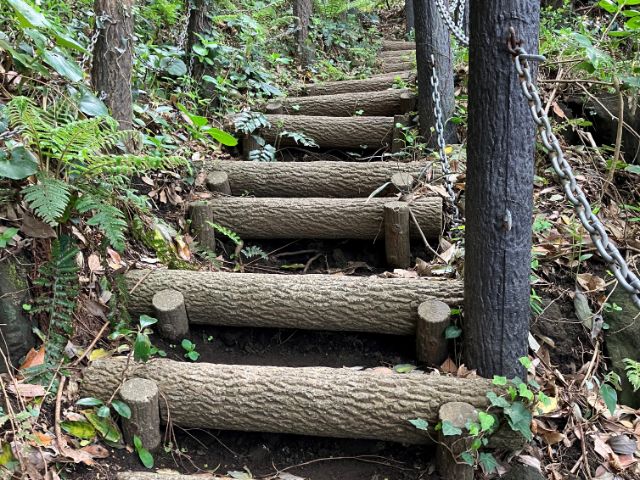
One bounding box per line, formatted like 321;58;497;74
82;358;492;444
379;49;415;60
301;71;415;96
382;40;416;51
380;62;414;73
264;88;415;117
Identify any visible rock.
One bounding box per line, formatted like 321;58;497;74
603;286;640;408
503;464;545;480
0;258;34;373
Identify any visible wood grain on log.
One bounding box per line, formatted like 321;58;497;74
381;61;414;74
152;290;189;341
271;89;414;117
188;196;441;240
416;300;450;365
125;270;464;334
82;358;492;444
202;160;427;198
205;171;231;195
379;49;415;60
119;378;161;451
382;40;416;51
303;72;415;96
384;202;411;269
262;114;394;149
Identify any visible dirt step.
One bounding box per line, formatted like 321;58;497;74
125;269;462;334
382;40;416;51
200;160;430;197
265;88;415;117
189;196;441;241
301;71;415;96
258;114;395;149
82;358;492;444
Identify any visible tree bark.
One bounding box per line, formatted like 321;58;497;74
261;114;394;149
185;0;213;80
405;0;415;34
303;72;415;96
413;0;457;146
269;89;415;117
380;61;414;74
464;0;540;378
293;0;314;67
92;0;134;130
188;196;441;240
382;40;416;51
125;270;464;334
384;202;411;269
82;358;493;444
201;160;428;197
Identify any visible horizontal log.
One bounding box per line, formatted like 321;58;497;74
125;270;464;334
380;63;413;73
302;72;415;96
189;196;441;240
269;89;414;117
82;358;492;444
380;49;415;60
204;160;428;197
261;114;394;149
382;40;416;51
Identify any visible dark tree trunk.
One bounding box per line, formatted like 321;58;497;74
92;0;134;130
464;0;540;378
412;0;457;148
186;0;213;79
405;0;414;35
293;0;314;67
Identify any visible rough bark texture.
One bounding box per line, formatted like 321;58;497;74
125;270;464;334
188;196;441;240
382;40;416;51
413;0;457;146
293;0;313;66
384;202;411;269
464;0;540;378
92;0;134;130
187;203;216;252
380;50;415;60
380;62;414;74
185;0;213;80
303;72;415;96
405;0;415;34
271;89;415;117
202;160;428;197
119;378;161;451
82;358;493;444
261;114;394;149
205;171;231;195
152;290;189;341
416;300;450;365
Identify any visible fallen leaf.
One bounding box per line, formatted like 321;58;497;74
19;347;45;370
87;254;103;273
21;212;56;239
8;382;46;398
88;349;111;362
80;444;110;459
608;436;637;455
577;273;606;292
440;358;458;374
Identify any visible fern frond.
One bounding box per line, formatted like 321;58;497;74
22;176;72;226
624;358;640;392
206;221;242;245
76;193;128;251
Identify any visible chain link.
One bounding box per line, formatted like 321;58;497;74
434;0;469;47
81;14;110;72
512;45;640;308
177;1;193;51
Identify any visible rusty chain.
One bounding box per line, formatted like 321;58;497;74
510;33;640;308
434;0;469;47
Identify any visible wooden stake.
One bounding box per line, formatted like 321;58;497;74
188;202;216;252
400;91;416;113
265;102;284;114
205;171;231;195
119;378;161;452
152;289;189;341
391;172;414;192
436;402;476;480
416;300;450;365
384;201;411;269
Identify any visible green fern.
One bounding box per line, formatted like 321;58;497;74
24;236;79;386
206;221;242;245
76;193;128;251
22;176;72;226
624;358;640;392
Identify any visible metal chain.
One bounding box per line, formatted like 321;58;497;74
434;0;469;47
511;42;640;308
81;14;109;71
455;0;466;33
177;1;193;51
421;54;463;235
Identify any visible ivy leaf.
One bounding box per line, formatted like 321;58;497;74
479;452;499;474
186;350;200;362
478;411;496;432
460;451;475;466
504;401;533;440
444;325;462;339
112;400;131;419
600;383;618;416
409;418;429;431
393;364;416;374
160;57;187;76
492;375;508;386
486;392;510;408
441;420;463;436
139;315;158;329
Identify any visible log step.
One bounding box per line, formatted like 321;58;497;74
380;63;414;74
380;49;415;60
202;160;427;197
82;358;492;444
125;269;463;334
189;196;442;241
260;114;394;149
265;88;415;117
302;71;415;96
382;40;416;51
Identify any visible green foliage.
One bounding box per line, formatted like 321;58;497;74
133;435;154;468
623;358;640;391
22;176;71;226
181;339;200;362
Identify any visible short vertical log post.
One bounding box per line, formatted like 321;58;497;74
399;91;416;114
384;201;411;269
265;102;284;114
416;300;451;365
391;114;410;153
205;171;232;195
391;172;415;193
436;402;477;480
152;289;189;341
242;133;261;161
188;202;216;252
119;378;161;452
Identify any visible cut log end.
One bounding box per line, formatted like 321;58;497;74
119;378;161;452
205;171;231;195
416;300;451;365
152;289;189;341
391;172;414;192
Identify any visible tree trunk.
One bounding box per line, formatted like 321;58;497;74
405;0;415;35
82;358;492;443
302;72;415;96
464;0;540;378
260;114;395;149
125;270;464;334
293;0;314;66
413;0;457;147
92;0;134;130
269;89;415;117
200;160;429;197
188;196;441;240
185;0;213;80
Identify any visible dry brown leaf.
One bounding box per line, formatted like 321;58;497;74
21;212;56;239
80;444;110;459
87;254;103;273
8;382;46;398
577;273;606;292
440;358;457;374
19;347;45;370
